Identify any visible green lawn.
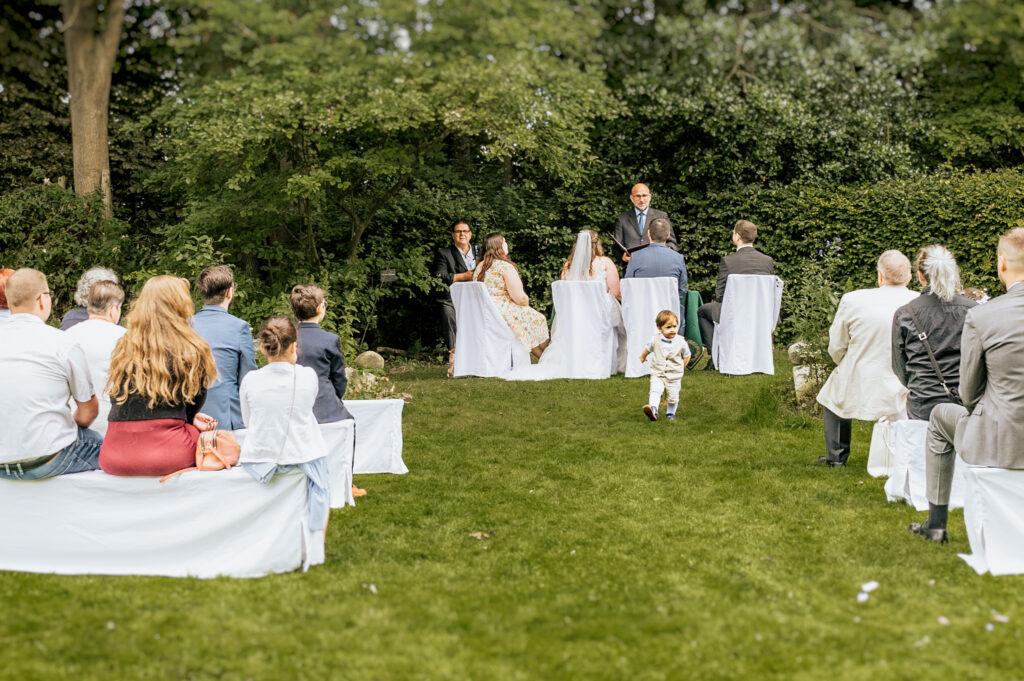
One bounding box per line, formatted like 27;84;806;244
2;362;1021;680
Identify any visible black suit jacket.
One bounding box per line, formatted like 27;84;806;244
431;244;480;303
714;246;775;302
613;208;676;258
296;322;353;424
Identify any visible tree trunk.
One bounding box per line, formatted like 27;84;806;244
62;0;125;217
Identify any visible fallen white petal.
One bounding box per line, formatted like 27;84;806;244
861;581;879;593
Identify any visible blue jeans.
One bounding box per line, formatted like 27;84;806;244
0;426;103;480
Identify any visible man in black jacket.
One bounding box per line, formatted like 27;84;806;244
431;220;478;356
697;220;775;370
613;184;676;262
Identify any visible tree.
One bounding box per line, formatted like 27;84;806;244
62;0;125;215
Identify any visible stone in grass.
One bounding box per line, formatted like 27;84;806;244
356;350;385;369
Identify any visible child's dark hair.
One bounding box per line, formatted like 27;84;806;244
655;309;678;328
259;315;298;357
290;283;325;321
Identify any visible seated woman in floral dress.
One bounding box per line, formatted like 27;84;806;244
474;232;549;358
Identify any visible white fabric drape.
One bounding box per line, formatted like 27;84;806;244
348;399;407;474
504;280;615;380
451;281;532;377
883;419;965;511
621;277;680;378
712;274;783;375
960;467;1024;576
0;468;322;578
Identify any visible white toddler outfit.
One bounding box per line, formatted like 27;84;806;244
646;332;689;411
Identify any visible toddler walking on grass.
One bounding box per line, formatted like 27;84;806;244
639;309;689;421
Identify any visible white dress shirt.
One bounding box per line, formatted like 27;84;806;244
238;362;328;465
64;318;127;434
459;245;477;272
0;314;95;462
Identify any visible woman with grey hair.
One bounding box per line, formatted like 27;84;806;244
60;267;120;331
891;245;977;421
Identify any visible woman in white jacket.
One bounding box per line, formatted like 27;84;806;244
240;316;330;530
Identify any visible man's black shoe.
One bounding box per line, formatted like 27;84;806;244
908;523;949;544
817;455;845;468
702;360;716;372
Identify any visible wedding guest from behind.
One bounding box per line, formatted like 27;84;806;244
290;283;363;498
909;228;1024;543
562;229;626;372
639;309;690;422
100;276;218;476
0;268;14;324
61;266;120;330
815;250;917;467
192;265;257;430
624;218;689;332
892;245;976;422
64;280;128;435
697;220;775;371
240;316;331;530
0;268;101;479
475;233;550;358
613;183;676;262
432;219;479;376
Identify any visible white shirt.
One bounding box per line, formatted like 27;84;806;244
238;362;328;465
0;309;11;324
64;318;127;434
459;245;477;272
0;314;95;462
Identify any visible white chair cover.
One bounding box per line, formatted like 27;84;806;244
960;467;1024;576
867;421;895;478
348;399;407;475
451;281;532;377
883;419;965;511
0;468;323;578
505;281;614;380
621;277;680;378
712;274;783;375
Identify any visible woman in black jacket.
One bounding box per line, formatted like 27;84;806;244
891;245;977;421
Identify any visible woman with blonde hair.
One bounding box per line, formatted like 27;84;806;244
892;245;977;421
475;232;549;357
100;276;219;476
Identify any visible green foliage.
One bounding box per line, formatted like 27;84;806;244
0;185;136;314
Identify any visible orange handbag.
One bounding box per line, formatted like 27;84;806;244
159;429;241;482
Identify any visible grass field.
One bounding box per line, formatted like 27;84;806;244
2;361;1021;680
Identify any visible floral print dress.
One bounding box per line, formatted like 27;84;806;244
481;260;549;350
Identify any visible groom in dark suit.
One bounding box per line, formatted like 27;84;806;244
697;220;775;370
613;183;676;263
431;219;479;353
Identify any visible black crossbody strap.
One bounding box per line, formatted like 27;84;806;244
905;305;955;398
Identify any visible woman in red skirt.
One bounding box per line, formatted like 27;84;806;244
100;276;218;476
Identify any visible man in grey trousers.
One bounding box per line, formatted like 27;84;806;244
909;228;1024;543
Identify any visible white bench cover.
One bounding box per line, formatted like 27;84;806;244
960;467;1024;576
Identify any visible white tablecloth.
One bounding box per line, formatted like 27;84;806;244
348;399;407;475
0;468;322;578
960;467;1024;576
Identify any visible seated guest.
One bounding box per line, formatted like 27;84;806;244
892;246;976;422
816;251;917;467
474;233;550;358
61;266;120;331
290;284;363;497
100;276;218;476
0;268;101;479
697;220;775;370
0;268;14;324
192;265;257;430
64;280;128;434
431;219;478;376
240;316;331;530
624;218;689;331
909;228;1024;543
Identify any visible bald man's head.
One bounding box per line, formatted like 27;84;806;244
630;184;651;211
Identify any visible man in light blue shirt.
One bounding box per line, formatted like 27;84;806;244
625;218;689;332
192;265;257;430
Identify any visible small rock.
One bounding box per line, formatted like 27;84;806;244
355;350;385;369
788;342;809;365
856;592;869;603
344;366;357;382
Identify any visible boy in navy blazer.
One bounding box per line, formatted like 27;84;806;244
192;265;257;429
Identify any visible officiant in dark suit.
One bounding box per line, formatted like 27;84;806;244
613;183;677;262
432;219;479;358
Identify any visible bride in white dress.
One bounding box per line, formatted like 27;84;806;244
505;230;627;380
